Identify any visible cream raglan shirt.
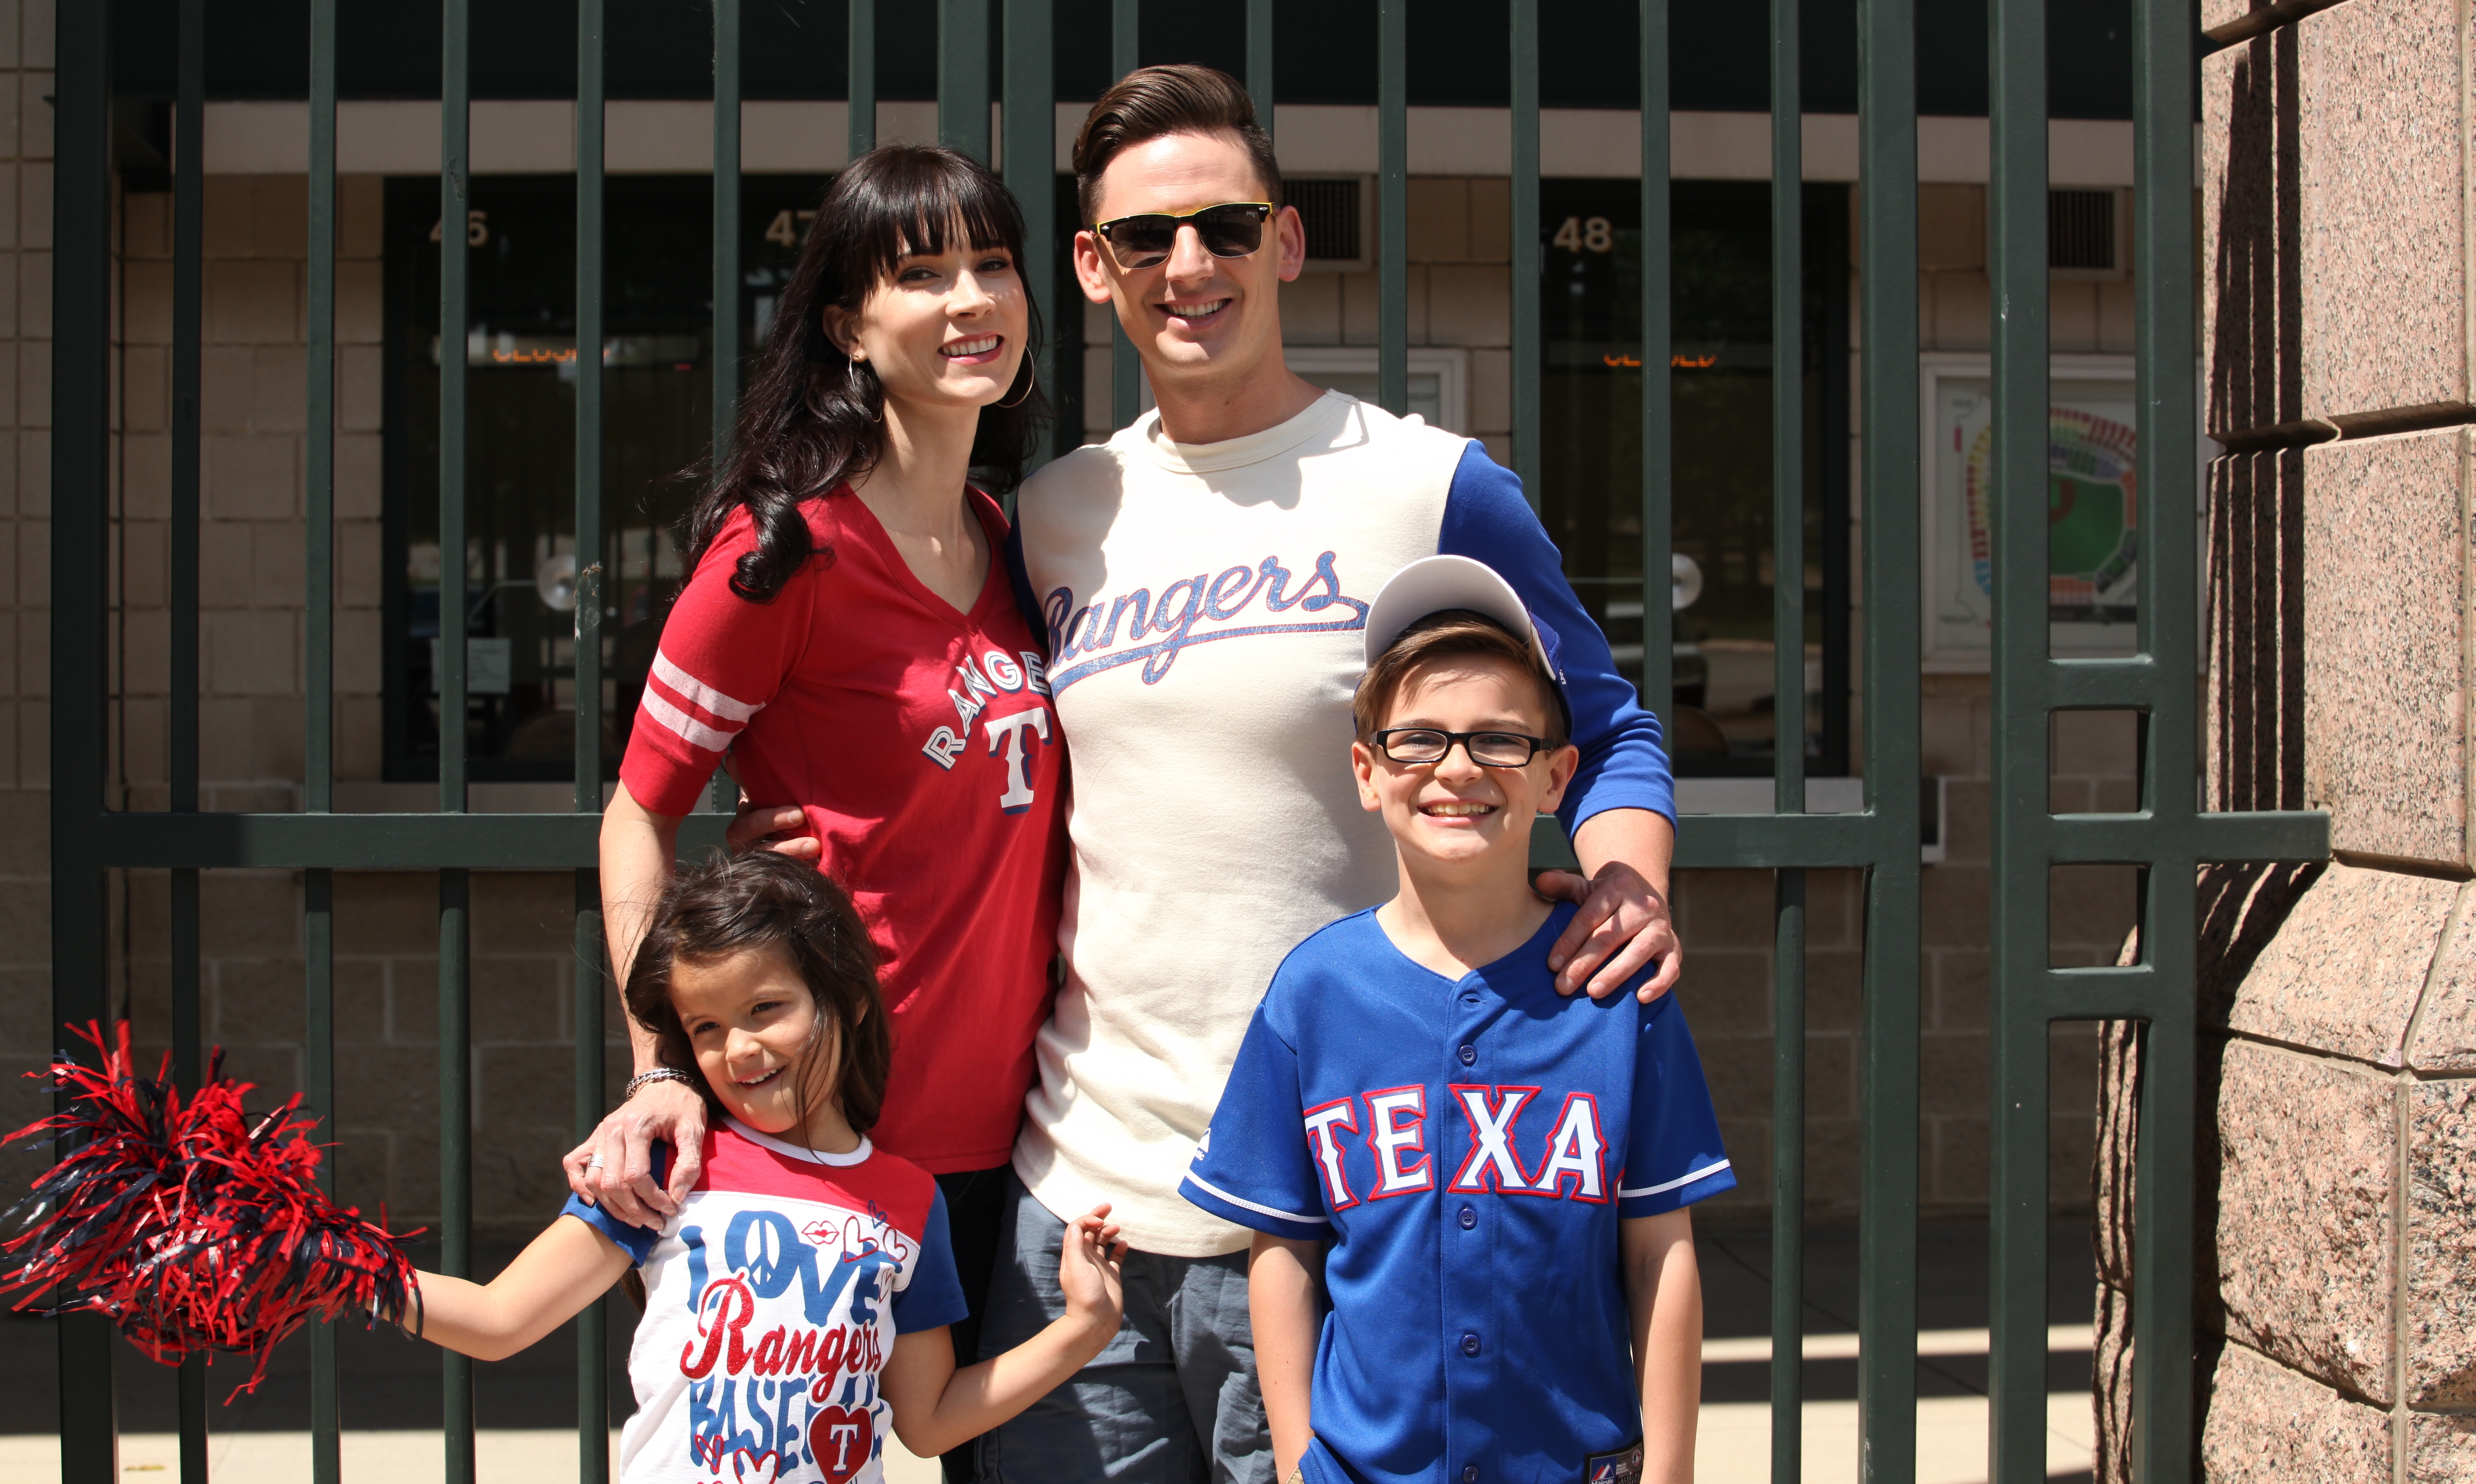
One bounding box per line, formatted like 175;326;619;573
1008;391;1674;1255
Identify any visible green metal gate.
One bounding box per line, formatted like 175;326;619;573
46;2;2330;1481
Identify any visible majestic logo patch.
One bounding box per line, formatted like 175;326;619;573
1042;551;1369;691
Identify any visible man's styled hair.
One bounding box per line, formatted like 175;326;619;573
1072;64;1282;227
1353;610;1570;748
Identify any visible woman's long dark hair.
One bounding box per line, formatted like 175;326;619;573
685;144;1052;603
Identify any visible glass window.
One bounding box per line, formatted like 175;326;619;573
382;175;828;781
1537;180;1851;776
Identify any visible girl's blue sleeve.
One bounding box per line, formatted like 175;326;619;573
1436;441;1676;829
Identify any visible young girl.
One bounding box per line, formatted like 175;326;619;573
400;851;1125;1484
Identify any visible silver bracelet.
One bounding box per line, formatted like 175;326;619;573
624;1067;698;1100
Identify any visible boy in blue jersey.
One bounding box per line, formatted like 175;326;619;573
1181;556;1734;1484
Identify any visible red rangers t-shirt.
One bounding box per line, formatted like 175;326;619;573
621;488;1066;1172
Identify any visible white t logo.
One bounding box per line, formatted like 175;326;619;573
983;707;1053;813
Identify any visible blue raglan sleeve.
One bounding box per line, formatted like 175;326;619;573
1436;440;1675;829
1181;996;1333;1242
1616;995;1738;1217
892;1186;972;1335
557;1144;668;1265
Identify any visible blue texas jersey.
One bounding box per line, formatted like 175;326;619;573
1182;903;1734;1484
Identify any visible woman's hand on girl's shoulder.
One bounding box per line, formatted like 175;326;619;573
1057;1204;1127;1341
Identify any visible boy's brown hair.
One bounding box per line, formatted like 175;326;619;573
1353;610;1570;748
622;850;894;1137
1072;64;1282;227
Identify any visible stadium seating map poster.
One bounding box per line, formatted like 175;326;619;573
1924;359;2140;669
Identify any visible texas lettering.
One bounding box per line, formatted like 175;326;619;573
1301;1083;1612;1209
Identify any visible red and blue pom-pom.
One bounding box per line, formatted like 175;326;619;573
1;1021;421;1398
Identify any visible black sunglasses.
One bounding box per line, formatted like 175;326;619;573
1091;202;1275;270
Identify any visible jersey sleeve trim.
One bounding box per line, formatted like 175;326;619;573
558;1193;662;1265
1616;1159;1738;1216
651;649;764;722
1179;1169;1331;1240
1619;1157;1733;1199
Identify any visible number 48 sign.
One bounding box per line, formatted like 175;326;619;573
1552;216;1614;253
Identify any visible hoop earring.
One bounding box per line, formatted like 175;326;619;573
995;357;1038;410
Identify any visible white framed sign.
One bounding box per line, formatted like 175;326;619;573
1920;353;2144;671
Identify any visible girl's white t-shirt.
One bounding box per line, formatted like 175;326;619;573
563;1117;966;1484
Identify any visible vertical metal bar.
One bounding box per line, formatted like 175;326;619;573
172;0;201;823
304;866;339;1484
574;4;611;1478
1109;0;1140;430
1986;0;2051;1473
1507;0;1539;500
1246;0;1275;145
304;2;343;1458
1003;0;1055;480
849;0;876;156
1376;0;1408;417
940;0;992;163
1638;0;1672;729
440;869;474;1484
306;0;336;815
172;871;206;1484
170;2;210;1464
1767;8;1806;1475
440;0;472;814
1771;0;1805;817
572;870;608;1481
53;0;117;1471
1770;866;1805;1484
2127;0;2200;1475
714;0;742;464
439;5;476;1480
1853;0;1922;1474
576;5;607;820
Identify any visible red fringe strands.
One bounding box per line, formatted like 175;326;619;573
1;1021;421;1398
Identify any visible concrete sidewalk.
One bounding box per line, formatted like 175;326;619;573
0;1387;2097;1484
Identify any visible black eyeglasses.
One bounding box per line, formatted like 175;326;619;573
1370;729;1555;769
1091;202;1275;270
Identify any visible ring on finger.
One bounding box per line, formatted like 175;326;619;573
586;1153;607;1170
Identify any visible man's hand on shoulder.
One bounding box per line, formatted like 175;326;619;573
1536;862;1682;1003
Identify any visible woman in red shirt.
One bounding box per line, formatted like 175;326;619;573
564;145;1066;1417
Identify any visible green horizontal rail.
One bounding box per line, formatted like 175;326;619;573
87;812;731;870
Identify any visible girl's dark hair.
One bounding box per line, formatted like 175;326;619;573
684;144;1052;603
622;851;894;1137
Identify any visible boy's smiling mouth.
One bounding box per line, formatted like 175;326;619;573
1421;801;1495;818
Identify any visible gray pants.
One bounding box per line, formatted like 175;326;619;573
970;1172;1275;1484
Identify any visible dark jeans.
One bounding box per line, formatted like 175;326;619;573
935;1164;1015;1484
970;1171;1274;1484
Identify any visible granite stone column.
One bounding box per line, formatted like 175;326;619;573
2092;0;2476;1476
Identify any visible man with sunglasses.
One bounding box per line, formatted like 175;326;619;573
978;64;1681;1483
